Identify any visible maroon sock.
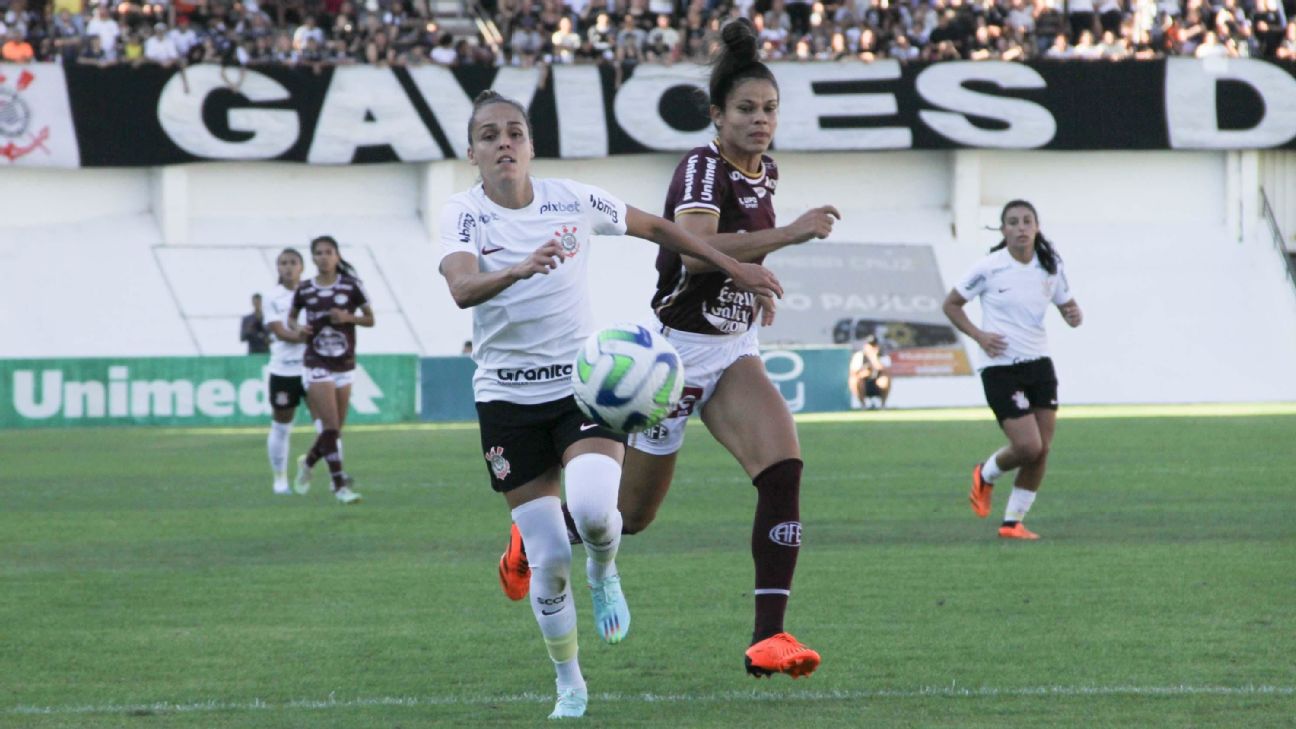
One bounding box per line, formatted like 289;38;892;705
309;429;346;490
751;458;803;642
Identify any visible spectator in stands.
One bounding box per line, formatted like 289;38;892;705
292;14;324;50
2;26;33;62
1098;28;1129;56
1045;30;1072;56
1194;28;1230;55
144;22;181;66
1278;21;1296;59
889;31;920;60
169;16;201;60
1253;0;1286;57
49;10;85;63
1069;0;1097;41
509;14;545;65
551;15;582;62
79;34;111;65
645;12;679;61
1097;0;1124;35
430;32;457;63
122;30;146;65
86;5;122;61
1035;0;1068;53
242;294;272;355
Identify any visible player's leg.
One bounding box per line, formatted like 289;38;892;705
700;355;819;678
971;364;1037;517
330;379;359;503
562;435;630;644
506;473;588;719
296;376;339;494
267;375;300;494
999;408;1056;540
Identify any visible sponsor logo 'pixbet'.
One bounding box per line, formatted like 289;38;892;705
538;200;580;215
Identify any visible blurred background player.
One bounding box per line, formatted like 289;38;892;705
289;236;375;505
240;293;270;354
942;200;1083;540
441;90;781;719
499;17;837;681
263;248;313;495
848;333;892;410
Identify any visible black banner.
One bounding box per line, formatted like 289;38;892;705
5;58;1296;167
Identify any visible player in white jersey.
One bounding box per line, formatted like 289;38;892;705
263;248;313;495
439;89;782;720
943;200;1083;540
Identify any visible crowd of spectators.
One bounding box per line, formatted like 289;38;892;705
3;0;1296;70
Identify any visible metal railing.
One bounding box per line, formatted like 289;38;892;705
1259;187;1296;297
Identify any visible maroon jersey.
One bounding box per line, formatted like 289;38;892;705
652;142;778;335
291;273;369;372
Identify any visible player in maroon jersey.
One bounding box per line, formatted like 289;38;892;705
497;17;839;679
288;235;375;505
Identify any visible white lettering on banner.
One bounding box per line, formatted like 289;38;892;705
819;292;940;313
915;62;1056;148
404;65;543;159
157;66;299;159
308;66;442;163
773;61;911;150
762;350;806;412
613;63;712;150
1165;57;1296;148
552;65;609;158
10;365;384;420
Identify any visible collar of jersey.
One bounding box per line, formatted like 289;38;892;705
474;178;540;215
709;139;766;183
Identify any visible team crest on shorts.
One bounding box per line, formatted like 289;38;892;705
1012;390;1030;410
275;391;289;406
485;446;511;480
555;225;580;258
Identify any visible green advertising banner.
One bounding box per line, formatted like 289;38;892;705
761;347;853;414
0;355;417;429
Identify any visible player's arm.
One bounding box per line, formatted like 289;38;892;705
330;304;375;327
673;205;841;273
284;304;313;338
268;319;310;343
439;244;566;309
624;206;782;299
942;289;1007;357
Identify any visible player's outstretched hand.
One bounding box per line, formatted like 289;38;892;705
788;205;841;244
510;240;565;280
728;262;783;299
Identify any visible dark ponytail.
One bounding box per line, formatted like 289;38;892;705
310;235;361;281
708;18;778;111
276;247;303;288
990;199;1060;275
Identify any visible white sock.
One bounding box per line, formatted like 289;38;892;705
1004;487;1037;523
511;496;583;688
982;450;1007;483
564;453;623;585
267;421;292;476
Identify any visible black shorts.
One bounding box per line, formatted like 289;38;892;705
476;396;626;493
980;357;1058;424
268;373;306;411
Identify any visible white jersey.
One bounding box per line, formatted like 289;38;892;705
439;177;629;404
955;247;1073;370
265;283;307;377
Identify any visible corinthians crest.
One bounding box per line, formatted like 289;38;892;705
485;446;511;480
555;225;580;258
0;69;51;163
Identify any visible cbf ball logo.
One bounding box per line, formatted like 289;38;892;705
769;521;802;547
555;225;580;258
485;446;511;480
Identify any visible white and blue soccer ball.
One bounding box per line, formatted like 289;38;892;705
571;323;685;434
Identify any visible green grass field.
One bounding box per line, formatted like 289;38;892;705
3;406;1294;728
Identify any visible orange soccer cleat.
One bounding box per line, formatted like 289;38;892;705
744;632;821;678
498;522;531;601
998;522;1040;540
969;463;993;518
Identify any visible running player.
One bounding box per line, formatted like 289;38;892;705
499;17;838;680
942;199;1083;540
289;236;375;505
263;248;312;494
440;89;782;720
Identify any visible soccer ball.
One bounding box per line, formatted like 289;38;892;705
571;323;685;434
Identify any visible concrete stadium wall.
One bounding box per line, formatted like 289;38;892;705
2;150;1295;406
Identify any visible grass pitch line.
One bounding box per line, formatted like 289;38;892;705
10;685;1293;716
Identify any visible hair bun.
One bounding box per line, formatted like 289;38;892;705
720;17;758;64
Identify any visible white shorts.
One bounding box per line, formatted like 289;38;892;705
627;318;760;456
303;368;355;389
